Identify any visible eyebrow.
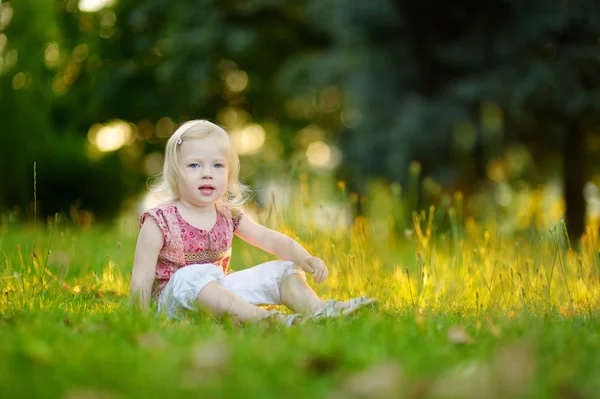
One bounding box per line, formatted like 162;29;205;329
182;157;227;163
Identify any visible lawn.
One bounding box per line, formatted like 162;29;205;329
1;199;599;399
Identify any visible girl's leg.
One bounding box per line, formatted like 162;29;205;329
196;281;271;323
159;263;297;325
222;260;351;315
279;274;350;314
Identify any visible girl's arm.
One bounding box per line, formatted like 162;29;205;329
129;217;163;310
235;214;329;282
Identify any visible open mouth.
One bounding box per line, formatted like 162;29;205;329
199;185;215;195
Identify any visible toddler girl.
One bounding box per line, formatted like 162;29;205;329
129;120;375;326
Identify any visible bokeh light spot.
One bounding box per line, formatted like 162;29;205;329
3;48;17;74
156;117;176;138
44;42;61;69
0;3;13;30
306;141;331;168
295;125;325;148
0;34;7;54
100;11;117;29
137;119;153;140
225;70;248;93
231;124;266;155
12;72;27;90
218;59;237;80
89;120;132;152
217;107;250;130
78;0;116;12
73;43;89;62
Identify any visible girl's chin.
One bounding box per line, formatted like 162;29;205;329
186;201;215;209
187;193;224;206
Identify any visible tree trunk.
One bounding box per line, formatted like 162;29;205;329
563;120;586;240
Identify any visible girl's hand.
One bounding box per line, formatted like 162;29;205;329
301;256;329;284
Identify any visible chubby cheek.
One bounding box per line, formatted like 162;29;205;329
180;176;198;193
217;170;228;183
184;168;200;178
186;170;203;183
181;175;193;187
217;178;228;191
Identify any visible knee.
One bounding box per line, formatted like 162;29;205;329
158;264;225;316
269;260;306;282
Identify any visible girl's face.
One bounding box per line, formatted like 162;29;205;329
177;137;229;208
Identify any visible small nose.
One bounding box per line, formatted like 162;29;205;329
202;169;213;179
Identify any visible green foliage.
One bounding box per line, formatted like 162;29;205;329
288;0;600;180
0;0;145;220
0;0;57;211
1;199;600;397
1;0;599;233
34;135;143;220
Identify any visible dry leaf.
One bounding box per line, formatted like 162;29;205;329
181;339;231;387
487;318;501;338
332;361;403;399
189;339;230;372
301;354;341;375
492;341;537;397
447;325;475;345
429;360;494;399
408;378;433;399
430;340;537;399
136;333;167;350
556;383;584;399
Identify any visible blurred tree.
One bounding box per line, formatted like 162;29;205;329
64;0;335;184
0;0;58;213
73;0;327;135
2;0;598;240
449;0;600;239
0;0;143;221
1;0;334;220
281;0;600;239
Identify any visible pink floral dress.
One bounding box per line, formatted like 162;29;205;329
140;202;243;300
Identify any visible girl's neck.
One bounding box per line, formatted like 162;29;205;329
177;199;217;215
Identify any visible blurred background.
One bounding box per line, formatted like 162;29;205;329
1;0;600;239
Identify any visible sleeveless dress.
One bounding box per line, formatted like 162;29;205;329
140;201;242;301
140;201;306;318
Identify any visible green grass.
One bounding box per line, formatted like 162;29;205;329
1;199;600;399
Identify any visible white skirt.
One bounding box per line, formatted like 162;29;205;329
157;260;306;319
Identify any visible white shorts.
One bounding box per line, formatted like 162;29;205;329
157;260;306;319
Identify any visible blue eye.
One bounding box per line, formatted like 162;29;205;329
214;163;224;168
189;163;199;169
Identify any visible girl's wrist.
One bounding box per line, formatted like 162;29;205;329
297;254;313;265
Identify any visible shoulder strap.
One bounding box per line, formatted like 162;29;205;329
216;203;243;232
140;202;185;265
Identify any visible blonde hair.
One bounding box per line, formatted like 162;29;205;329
149;120;249;207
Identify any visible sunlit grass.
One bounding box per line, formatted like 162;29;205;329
1;178;600;398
